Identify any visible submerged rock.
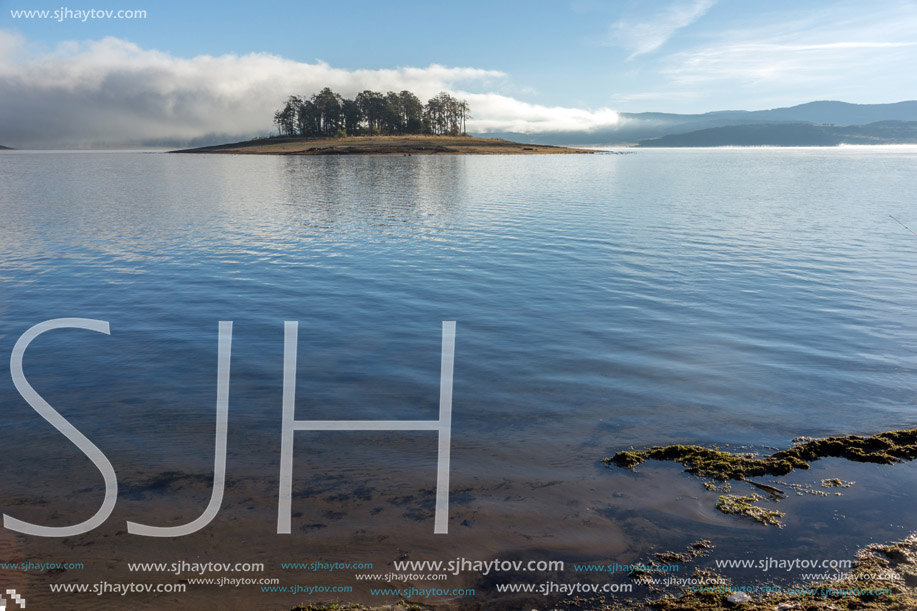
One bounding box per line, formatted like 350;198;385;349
726;591;752;604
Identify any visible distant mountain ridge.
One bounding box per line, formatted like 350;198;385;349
476;100;917;146
627;100;917;127
636;120;917;147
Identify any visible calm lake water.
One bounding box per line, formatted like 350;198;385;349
1;147;917;609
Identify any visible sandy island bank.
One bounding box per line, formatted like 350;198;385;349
171;134;601;155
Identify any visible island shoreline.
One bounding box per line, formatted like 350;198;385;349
170;134;602;155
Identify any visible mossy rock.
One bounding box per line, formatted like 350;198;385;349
605;428;917;481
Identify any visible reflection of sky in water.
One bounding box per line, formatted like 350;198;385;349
1;149;917;607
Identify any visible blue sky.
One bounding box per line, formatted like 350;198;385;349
1;0;916;146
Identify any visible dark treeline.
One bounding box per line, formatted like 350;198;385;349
273;88;470;138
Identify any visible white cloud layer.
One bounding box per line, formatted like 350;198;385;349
461;92;619;134
0;31;619;148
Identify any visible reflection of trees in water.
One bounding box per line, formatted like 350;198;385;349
278;156;468;240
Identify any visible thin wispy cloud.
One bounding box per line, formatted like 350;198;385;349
607;0;717;59
783;41;917;51
0;31;620;147
664;42;915;86
645;4;917;107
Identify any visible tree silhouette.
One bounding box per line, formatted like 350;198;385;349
273;88;470;138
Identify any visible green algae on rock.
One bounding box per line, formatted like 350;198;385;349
653;540;715;565
292;604;373;611
648;533;917;611
821;477;854;488
604;428;917;481
715;493;785;528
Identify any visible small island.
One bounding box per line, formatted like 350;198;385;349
173;86;598;155
173;134;596;155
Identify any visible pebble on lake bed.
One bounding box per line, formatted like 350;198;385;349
726;591;752;604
